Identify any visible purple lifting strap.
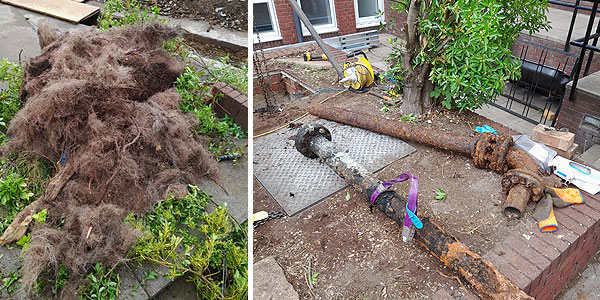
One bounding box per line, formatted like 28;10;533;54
369;172;419;228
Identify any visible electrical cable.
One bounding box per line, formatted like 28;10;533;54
253;89;346;139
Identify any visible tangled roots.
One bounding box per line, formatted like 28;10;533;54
4;23;217;298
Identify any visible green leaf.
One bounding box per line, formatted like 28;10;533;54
32;209;47;224
345;192;351;201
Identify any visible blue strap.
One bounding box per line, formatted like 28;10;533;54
406;202;423;229
475;125;497;136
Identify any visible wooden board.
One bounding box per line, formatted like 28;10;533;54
1;0;99;23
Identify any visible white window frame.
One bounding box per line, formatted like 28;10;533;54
253;0;282;43
354;0;385;29
299;0;338;36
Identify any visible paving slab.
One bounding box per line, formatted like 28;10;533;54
536;7;600;44
0;246;21;276
254;117;416;216
253;256;299;300
580;144;600;167
0;3;87;63
117;264;150;300
197;139;248;223
154;273;197;299
129;261;173;299
558;251;600;300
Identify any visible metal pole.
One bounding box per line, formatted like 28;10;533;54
565;0;581;51
569;0;599;99
287;0;345;78
294;123;533;300
583;19;600;76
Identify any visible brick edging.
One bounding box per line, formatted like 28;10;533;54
211;83;248;131
484;191;600;300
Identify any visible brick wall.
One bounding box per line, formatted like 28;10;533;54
555;84;600;152
484;191;600;300
512;34;600;77
211;83;248;131
255;0;380;49
381;0;406;37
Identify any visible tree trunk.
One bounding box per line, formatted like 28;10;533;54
422;77;435;110
402;82;424;116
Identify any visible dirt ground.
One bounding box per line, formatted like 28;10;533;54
147;0;247;31
185;37;247;68
253;68;541;298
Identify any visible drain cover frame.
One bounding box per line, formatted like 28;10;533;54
254;119;416;216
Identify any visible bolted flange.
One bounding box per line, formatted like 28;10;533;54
294;123;332;158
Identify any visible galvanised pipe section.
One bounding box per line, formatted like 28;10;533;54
308;105;544;218
294;123;533;300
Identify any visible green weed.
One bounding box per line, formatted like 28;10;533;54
128;185;248;299
401;113;417;124
435;188;447;202
80;263;120;300
0;59;23;140
0;168;35;234
53;264;69;296
98;0;161;30
2;271;20;294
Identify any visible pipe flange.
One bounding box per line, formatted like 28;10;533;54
472;134;513;173
501;168;544;201
294;123;332;158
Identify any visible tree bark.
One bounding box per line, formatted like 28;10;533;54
399;0;431;116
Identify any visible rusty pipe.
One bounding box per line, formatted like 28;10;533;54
294;123;532;300
503;184;531;218
309;105;477;155
308;105;545;217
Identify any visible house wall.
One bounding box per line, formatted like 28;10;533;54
254;0;380;50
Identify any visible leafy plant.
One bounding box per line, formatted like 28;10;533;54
128;185;248;299
175;66;246;156
2;271;20;293
0;169;36;234
401;113;417;124
32;208;47;224
311;273;319;284
435;188;447;202
0;59;23;138
98;0;161;30
388;0;550;114
53;264;69;296
80;263;120;300
16;233;30;251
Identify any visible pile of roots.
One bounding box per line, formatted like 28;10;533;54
0;23;217;298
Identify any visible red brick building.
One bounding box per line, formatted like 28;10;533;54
253;0;386;49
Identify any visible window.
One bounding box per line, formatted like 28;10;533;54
299;0;338;35
354;0;384;28
253;0;281;43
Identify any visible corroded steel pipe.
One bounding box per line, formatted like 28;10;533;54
309;105;544;218
294;124;533;300
309;105;476;155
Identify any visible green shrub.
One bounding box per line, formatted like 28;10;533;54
128;185;247;299
98;0;161;30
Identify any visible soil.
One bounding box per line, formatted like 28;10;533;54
253;66;538;298
147;0;247;31
185;37;247;68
